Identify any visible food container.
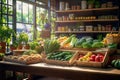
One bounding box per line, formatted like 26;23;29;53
69;14;74;20
65;2;70;10
74;51;109;68
81;0;87;9
86;25;93;31
59;2;65;10
44;50;78;66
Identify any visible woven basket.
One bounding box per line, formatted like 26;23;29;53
106;31;120;44
106;36;120;44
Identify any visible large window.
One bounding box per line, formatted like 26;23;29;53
0;0;13;29
16;0;34;41
36;7;48;38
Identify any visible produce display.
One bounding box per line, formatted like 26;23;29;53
77;52;104;62
75;51;108;67
44;39;60;54
4;50;42;64
103;33;120;45
47;51;74;61
58;35;104;49
111;59;120;69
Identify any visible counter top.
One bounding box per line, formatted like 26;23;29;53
0;61;120;80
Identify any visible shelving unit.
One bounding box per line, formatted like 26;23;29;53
56;19;119;23
56;7;119;13
55;31;119;34
55;0;119;37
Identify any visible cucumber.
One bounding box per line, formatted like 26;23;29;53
111;60;117;66
114;60;119;68
117;60;120;69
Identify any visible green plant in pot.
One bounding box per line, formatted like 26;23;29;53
17;32;29;49
29;41;44;53
87;0;95;9
0;25;15;53
10;41;18;52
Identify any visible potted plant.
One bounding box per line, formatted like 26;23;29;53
29;41;39;50
10;41;18;52
87;0;95;9
0;53;5;61
17;32;29;49
0;25;15;53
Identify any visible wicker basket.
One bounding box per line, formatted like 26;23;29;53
74;51;109;68
44;50;78;66
106;36;120;44
106;31;120;44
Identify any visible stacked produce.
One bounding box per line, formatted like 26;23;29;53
77;51;104;62
57;35;104;49
4;50;42;64
47;51;73;61
75;37;104;48
103;33;120;45
44;39;60;54
111;59;120;69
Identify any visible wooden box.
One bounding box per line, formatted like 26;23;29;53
44;50;78;66
74;51;109;68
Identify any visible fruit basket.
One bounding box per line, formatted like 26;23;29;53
44;50;78;66
106;33;120;44
74;51;109;67
4;54;42;65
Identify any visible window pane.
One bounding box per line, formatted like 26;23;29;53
17;1;22;22
8;16;12;23
8;0;12;5
23;2;28;23
2;4;7;14
2;0;7;4
16;23;33;41
29;4;33;23
2;15;7;23
8;24;13;29
26;24;33;41
8;6;12;14
16;23;25;33
17;1;22;11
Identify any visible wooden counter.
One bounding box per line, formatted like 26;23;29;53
0;61;120;80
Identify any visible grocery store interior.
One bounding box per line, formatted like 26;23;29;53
0;0;120;80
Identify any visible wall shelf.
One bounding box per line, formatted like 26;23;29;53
56;19;119;23
55;31;119;34
56;7;119;13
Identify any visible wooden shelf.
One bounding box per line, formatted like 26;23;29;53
56;19;119;23
56;7;119;13
55;31;119;34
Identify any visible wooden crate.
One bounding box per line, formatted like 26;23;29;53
60;47;99;51
4;55;42;65
74;51;109;68
44;50;78;66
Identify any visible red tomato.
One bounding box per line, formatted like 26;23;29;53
90;54;96;61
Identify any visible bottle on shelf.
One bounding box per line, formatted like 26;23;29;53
81;0;87;9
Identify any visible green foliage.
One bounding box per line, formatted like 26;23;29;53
92;42;104;48
17;32;29;44
0;25;15;43
29;41;39;50
44;39;60;54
